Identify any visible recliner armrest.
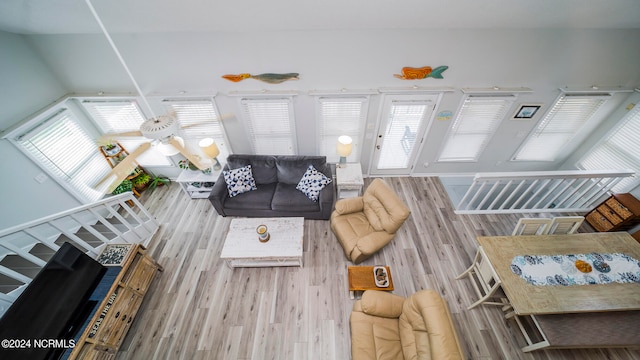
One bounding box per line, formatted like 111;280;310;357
359;290;405;318
334;197;365;215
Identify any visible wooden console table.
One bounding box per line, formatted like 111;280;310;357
69;244;162;359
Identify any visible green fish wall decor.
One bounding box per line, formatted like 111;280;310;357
222;73;300;84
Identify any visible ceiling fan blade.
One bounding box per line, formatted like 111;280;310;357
98;131;144;144
94;142;151;193
169;137;208;170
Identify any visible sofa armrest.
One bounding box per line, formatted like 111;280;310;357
358;290;405;318
334;197;364;215
208;172;229;216
318;185;334;219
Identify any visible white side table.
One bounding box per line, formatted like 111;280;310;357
176;169;221;199
336;163;364;199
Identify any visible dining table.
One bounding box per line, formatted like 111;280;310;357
478;231;640;315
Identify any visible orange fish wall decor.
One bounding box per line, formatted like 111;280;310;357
222;73;299;84
393;66;448;80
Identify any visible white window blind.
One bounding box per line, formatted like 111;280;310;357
241;98;296;155
82;99;170;166
439;95;514;162
514;94;609;161
317;97;368;163
578;104;640;192
82;100;145;133
17;109;111;202
164;99;230;160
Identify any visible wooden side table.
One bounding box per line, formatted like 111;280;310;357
336;163;364;199
348;266;394;299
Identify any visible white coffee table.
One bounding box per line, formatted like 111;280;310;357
220;217;304;268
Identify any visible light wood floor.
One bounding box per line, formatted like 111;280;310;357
116;177;640;360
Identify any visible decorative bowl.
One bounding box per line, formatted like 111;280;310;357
575;260;592;273
593;260;611;273
373;266;389;288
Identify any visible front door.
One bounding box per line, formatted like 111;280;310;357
370;94;438;175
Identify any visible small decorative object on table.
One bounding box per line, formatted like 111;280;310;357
257;224;270;243
97;244;133;266
373;266;389;288
575;260;593;273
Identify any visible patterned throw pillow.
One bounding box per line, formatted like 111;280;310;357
296;165;332;202
223;165;257;197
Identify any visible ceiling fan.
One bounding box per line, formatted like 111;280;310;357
86;0;213;194
94;114;210;193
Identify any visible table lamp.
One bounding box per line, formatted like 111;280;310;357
336;135;353;168
198;138;221;170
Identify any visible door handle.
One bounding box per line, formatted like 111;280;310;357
376;145;381;150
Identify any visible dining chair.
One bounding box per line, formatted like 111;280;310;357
547;216;584;235
511;218;552;236
456;246;509;310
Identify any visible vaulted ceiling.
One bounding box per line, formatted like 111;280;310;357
1;0;639;35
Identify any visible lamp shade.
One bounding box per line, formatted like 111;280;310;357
336;135;353;157
198;138;220;158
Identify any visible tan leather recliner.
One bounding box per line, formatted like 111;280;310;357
350;290;465;360
330;178;410;264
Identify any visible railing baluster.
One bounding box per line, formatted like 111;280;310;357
450;169;634;214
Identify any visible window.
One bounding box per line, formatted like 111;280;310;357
513;93;610;161
82;99;170;166
578;104;640;192
164;99;231;160
439;95;515;162
241;98;296;155
82;100;145;133
15;108;111;202
317;96;368;163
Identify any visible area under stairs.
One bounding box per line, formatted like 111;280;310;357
0;192;159;318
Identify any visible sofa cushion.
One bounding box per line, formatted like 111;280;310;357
276;156;328;184
227;154;278;184
223;183;276;210
296;165;332;202
223;165;257;197
271;183;320;212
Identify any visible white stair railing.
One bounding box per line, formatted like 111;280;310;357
454;169;635;214
0;192;159;317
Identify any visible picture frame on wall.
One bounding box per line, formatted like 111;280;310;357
513;104;542;119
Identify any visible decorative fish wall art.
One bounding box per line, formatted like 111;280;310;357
393;66;449;80
222;73;300;84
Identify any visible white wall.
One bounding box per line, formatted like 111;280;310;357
25;29;640;173
1;28;640;228
0;31;80;229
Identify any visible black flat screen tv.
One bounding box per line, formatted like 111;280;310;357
0;242;106;360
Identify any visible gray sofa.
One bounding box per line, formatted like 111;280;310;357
209;154;334;220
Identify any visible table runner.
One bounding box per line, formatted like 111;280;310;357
510;253;640;286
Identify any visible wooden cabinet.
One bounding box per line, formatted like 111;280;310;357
585;193;640;232
69;244;162;359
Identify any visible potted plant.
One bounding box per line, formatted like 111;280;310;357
101;143;121;156
131;173;151;190
178;159;211;174
147;175;171;192
111;179;133;195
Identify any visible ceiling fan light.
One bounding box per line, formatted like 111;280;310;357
156;136;184;156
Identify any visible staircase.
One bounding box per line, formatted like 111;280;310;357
0;192;159;318
442;169;635;214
